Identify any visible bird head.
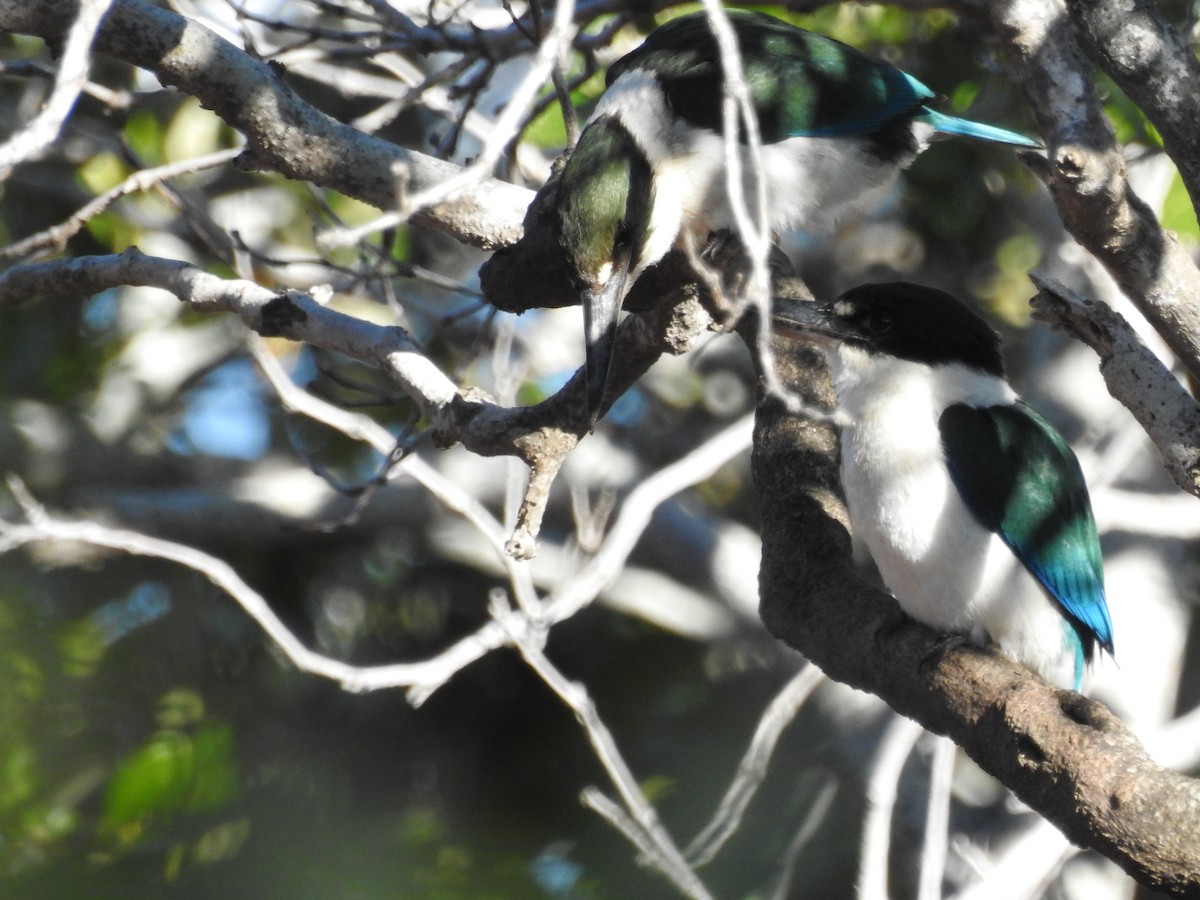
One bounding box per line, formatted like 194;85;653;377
772;282;1005;376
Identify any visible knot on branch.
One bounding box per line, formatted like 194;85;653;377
1057;691;1121;733
1052;144;1122;200
646;291;710;356
432;389;497;450
259;292;309;336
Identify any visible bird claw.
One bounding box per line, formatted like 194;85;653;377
919;632;971;676
870;609;970;677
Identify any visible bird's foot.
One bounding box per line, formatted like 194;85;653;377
919;632;971;677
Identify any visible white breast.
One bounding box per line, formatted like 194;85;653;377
592;70;918;273
704;136;910;236
831;348;1079;685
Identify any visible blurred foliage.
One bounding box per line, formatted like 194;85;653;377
98;692;239;842
523;70;609;149
1163;173;1200;245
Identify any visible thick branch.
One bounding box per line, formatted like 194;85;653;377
0;0;533;250
1065;0;1200;216
754;279;1200;897
987;0;1200;382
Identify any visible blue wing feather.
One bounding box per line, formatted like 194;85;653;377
939;402;1114;668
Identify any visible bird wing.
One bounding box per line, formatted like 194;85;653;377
938;402;1113;660
607;10;934;144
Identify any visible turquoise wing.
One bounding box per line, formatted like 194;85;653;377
607;10;933;144
939;402;1114;663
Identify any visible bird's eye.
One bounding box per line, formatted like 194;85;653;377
862;310;894;334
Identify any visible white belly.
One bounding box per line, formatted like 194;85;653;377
843;442;1076;684
834;350;1078;685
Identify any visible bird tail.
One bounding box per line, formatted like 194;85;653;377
919;108;1041;148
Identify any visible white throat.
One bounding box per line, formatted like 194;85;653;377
830;346;1015;424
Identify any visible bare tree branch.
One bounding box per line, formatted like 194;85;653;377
1065;0;1200;215
0;0;116;177
0;474;511;699
1029;272;1200;496
986;0;1200;382
685;663;826;866
493;589;715;900
3;1;1198;894
0;249;711;551
860;714;925;900
0;250;460;411
918;735;956;900
951;818;1078;899
0;147;243;262
0;0;534;249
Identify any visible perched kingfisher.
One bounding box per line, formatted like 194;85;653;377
556;10;1040;421
772;282;1114;689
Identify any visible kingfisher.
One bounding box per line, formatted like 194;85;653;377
556;10;1040;422
771;282;1114;689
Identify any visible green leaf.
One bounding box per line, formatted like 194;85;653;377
185;722;239;812
163;99;226;162
77;152;128;195
124;109;165;166
0;744;38;812
1162;171;1199;245
101;730;196;836
55;619;107;679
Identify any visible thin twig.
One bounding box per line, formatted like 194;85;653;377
0;0;118;177
769;777;838;900
697;0;781;409
539;412;754;624
493;591;714;900
248;334;539;612
687;663;826;865
320;0;579;248
859;714;925;900
1;147;243;262
950;817;1078;900
918;735;956;900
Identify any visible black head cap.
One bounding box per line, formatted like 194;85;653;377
774;282;1005;376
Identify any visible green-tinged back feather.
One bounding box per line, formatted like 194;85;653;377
608;10;933;143
554;116;654;288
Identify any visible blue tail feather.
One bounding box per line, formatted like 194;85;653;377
919;108;1041;148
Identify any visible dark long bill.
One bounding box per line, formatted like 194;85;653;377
583;266;629;423
770;296;844;347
